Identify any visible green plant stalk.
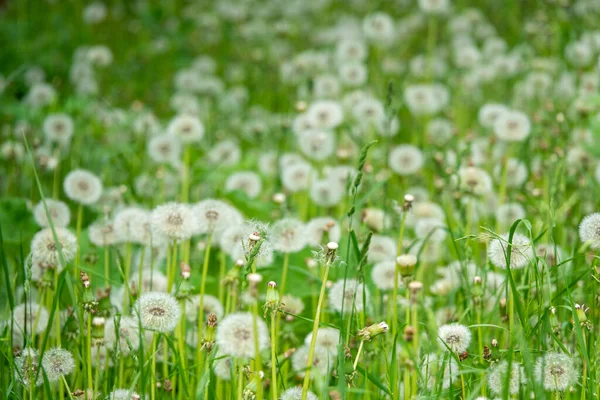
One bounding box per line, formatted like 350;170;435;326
301;256;332;400
181;145;191;203
392;211;408;337
86;314;93;392
251;302;264;400
151;333;158;400
61;375;75;400
104;246;110;287
122;243;133;312
280;252;290;298
74;204;83;280
196;233;213;381
270;311;278;400
353;340;365;371
411;304;418;398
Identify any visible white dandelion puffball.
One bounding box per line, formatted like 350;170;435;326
33;199;71;228
495;203;526;230
309;179;344;208
212;352;233;380
306;100;344;130
215;312;270;358
298;129;335;161
478;104;509;128
151;202;197;242
371;260;402;291
579;213;600;249
419;0;451;14
368;234;397;263
88;219;119;247
270;218;307;253
336;39;367;62
362;12;395;45
305;217;342;247
63;169;103;205
113;207;150;243
534;352;578;392
304;327;340;356
43;113;74;144
280;386;318;400
389;145;424;175
456;166;493;195
192;199;243;236
108;389;142;400
488;360;526;396
185;294;224;322
25;83;56;108
135;291;181;333
166;114;204;143
493;158;528;188
14;348;43;386
488;233;532;269
104;316;141;354
13;303;49;336
328;279;370;314
291;345;334;378
147;134;182;164
493;110;531;142
224;171;262;199
415;218;447;243
208;140;241;166
281;161;314;193
31;227;77;267
41;348;75;382
438;323;471;353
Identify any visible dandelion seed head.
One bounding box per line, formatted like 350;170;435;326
488;233;532;269
291;344;333;378
104;316;140;354
43;113;74;144
535;352;578;392
151;202;197;242
488;360;526;396
328;279;370;314
389;145;424;176
31;227;77;267
167;114;204;143
33;199;71;228
270;218;307;254
224;171;262;199
215;312;270;358
438;323;471;353
579;213;600;249
147;134;182;164
63;169;103;205
41;347;75;382
280;386;319;400
135;291;181;333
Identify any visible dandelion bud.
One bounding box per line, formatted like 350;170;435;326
326;241;338;264
404;326;415;342
272;193;286;204
305;258;318;269
403;194;415;211
201;314;217;353
163;379;173;393
357;321;389;341
235;259;244;267
491;338;498;347
80;271;91;289
180;262;191;279
396;254;417;277
91;317;105;344
265;281;280;306
247;273;262;284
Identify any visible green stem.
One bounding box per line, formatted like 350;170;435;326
270;311;278;400
353;340;365;371
301;258;332;400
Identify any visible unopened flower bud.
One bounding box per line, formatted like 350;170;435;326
357;321;389;341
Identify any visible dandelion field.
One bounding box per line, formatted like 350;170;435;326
1;0;600;399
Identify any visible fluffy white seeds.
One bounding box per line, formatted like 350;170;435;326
135;292;181;333
487;360;526;396
389;145;424;175
438;323;471;353
303;327;340;356
291;345;333;378
63;169;103;205
328;279;370;314
534;352;578;392
215;312;270;358
166;114;205;143
151;202;197;242
487;233;532;269
493;110;531;142
43;113;74;145
33;199;71;228
224;171;262;199
31;227;77;267
371;260;402;291
579;213;600;249
270;218;307;253
41;347;75;382
280;386;318;400
104;316;141;354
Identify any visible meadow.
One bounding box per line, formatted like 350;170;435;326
1;0;600;399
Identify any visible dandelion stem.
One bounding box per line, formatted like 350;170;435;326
301;253;333;400
353;340;364;371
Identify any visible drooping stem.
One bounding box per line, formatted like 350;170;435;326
353;340;365;371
